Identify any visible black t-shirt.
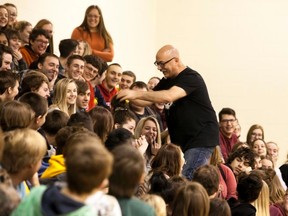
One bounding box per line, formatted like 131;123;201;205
154;67;219;151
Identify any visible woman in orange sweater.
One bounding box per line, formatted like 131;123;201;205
71;5;114;62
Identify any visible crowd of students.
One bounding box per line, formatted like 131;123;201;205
1;2;288;216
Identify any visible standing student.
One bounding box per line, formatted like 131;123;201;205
71;5;114;62
117;45;219;180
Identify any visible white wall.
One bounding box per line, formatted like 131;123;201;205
10;0;288;165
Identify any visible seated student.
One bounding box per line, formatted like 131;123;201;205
113;106;138;135
18;92;48;131
40;126;88;184
64;54;85;81
75;79;90;112
109;144;156;216
172;182;210;216
67;111;94;131
209;146;237;200
40;110;69;148
229;172;263;216
226;147;255;180
19;28;50;67
193;164;220;199
251;138;267;158
119;70;136;90
105;128;134;151
147;76;160;91
209;197;231;216
0;100;34;132
89;106;114;143
17;71;50;99
12;130;118;216
0;43;13;72
0;169;21;215
140;194;166;216
58;39;79;76
0;71;19;103
1;128;47;199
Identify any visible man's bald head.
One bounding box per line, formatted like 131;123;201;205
156;45;180;60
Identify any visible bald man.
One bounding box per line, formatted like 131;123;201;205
117;45;219;180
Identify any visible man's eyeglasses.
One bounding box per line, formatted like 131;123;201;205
154;57;175;67
221;119;236;124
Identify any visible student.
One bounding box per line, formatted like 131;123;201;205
146;76;160;91
0;43;13;72
134;116;162;171
0;6;9;30
113;107;137;135
18;92;48;130
58;38;79;75
40;126;88;185
89;106;114;143
109;144;156;216
172;182;210;216
12;130;116;215
218;107;239;162
246;124;265;146
119;70;136;90
209;198;231;216
18;70;50;99
13;20;32;47
67;111;94;131
193;164;220;199
19;29;50;67
65;54;85;81
105;128;134;151
0;100;34;132
4;3;18;26
33;19;54;54
1;128;47;199
49;78;77;117
226;147;255;179
140;194;166;216
98;63;122;106
0;70;19;103
75;79;90;111
71;5;114;62
229;172;263;216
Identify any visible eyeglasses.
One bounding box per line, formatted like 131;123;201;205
154;57;175;67
35;39;49;46
87;14;101;19
220;119;236;124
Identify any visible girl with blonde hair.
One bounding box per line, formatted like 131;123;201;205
49;78;77;117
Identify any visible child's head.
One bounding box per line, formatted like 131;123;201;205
237;172;263;203
1;129;47;180
193;164;220;198
172;182;210;216
113;108;137;135
56;126;89;155
67;111;93;131
141;194;166;216
252;139;267;158
0;100;35;132
105;128;134;151
209;198;231;216
151;143;185;177
65;130;113;194
89;106;114;142
19;92;48;129
109;144;145;198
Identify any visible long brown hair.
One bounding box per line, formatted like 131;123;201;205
78;5;113;48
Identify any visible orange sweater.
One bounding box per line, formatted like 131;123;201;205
19;45;39;67
71;27;114;62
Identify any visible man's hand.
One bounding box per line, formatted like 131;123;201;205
117;89;137;101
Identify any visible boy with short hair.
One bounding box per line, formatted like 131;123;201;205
12;131;118;215
109;144;156;216
1;128;47;199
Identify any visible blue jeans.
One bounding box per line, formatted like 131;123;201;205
182;147;214;180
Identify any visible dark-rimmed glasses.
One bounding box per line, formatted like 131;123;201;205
154;57;175;67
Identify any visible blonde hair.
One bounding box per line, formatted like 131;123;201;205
141;194;167;216
252;180;270;216
2;128;47;174
51;78;77;116
135;116;162;144
78;40;92;56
